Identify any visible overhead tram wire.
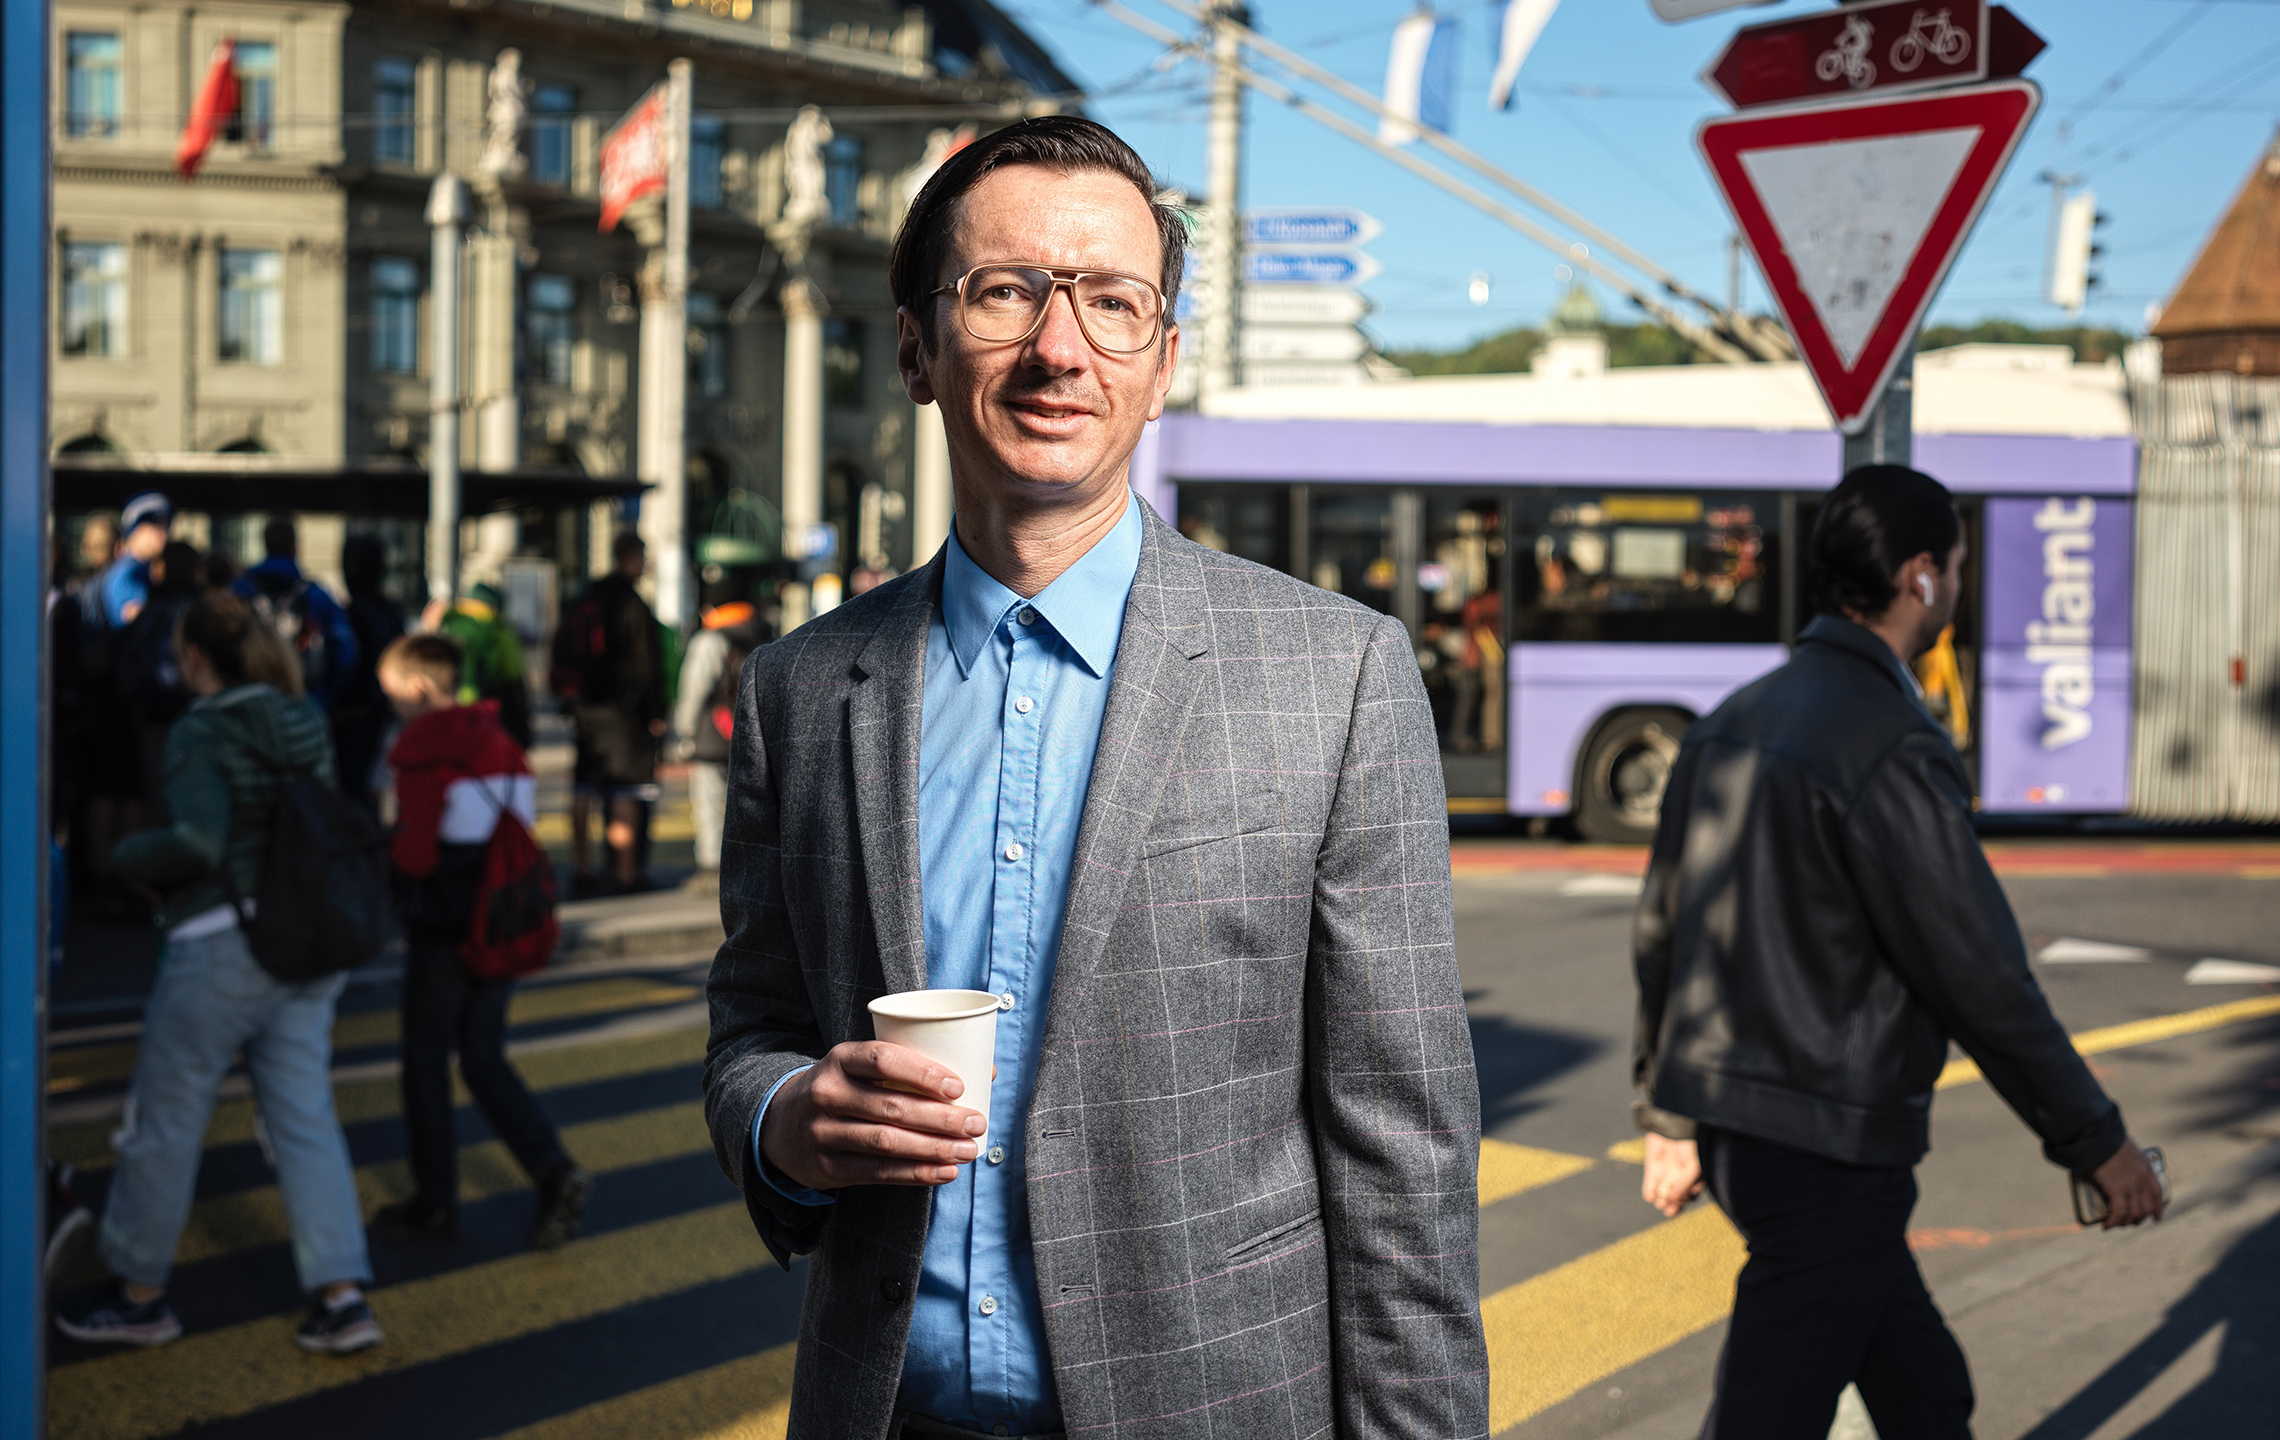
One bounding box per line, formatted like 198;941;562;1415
1088;0;1756;363
1098;0;1787;361
2049;0;2216;153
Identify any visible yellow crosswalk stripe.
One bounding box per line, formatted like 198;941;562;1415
1937;992;2280;1089
47;1201;769;1440
1477;1138;1594;1207
486;1344;796;1440
49;1022;707;1169
172;1100;710;1266
46;976;698;1096
1482;1204;1746;1433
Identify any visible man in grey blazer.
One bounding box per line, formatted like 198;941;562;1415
704;116;1488;1440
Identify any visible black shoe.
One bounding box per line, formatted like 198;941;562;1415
296;1294;384;1354
371;1197;457;1241
46;1164;94;1280
530;1165;591;1251
55;1283;182;1347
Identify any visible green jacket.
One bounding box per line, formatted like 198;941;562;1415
112;684;335;931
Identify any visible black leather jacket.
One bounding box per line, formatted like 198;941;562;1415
1632;615;2126;1173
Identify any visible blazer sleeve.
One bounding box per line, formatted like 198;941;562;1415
1630;741;1700;1141
1841;730;2126;1173
702;647;835;1266
1306;612;1491;1436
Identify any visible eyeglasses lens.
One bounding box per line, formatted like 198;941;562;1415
962;266;1161;352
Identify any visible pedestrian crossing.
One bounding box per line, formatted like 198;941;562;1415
43;965;1741;1440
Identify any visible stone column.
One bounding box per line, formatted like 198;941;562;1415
912;398;951;564
778;267;826;629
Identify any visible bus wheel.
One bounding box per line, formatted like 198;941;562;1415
1575;708;1691;845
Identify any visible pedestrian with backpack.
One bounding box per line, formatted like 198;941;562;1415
668;600;770;879
372;634;590;1249
548;531;667;896
434;579;533;750
231;516;360;715
57;593;384;1355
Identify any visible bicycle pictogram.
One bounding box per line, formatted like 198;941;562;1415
1890;7;1972;73
1814;15;1878;91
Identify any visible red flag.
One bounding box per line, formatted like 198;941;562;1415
598;85;669;232
175;39;239;177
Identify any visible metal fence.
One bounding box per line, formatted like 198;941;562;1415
2131;372;2280;820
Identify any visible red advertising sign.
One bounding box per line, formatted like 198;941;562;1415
599;84;669;233
1704;0;1988;109
1698;80;2040;433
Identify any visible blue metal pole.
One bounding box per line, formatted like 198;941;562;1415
0;0;52;1431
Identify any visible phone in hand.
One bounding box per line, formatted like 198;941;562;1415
2072;1145;2167;1226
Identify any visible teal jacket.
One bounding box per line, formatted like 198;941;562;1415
112;684;335;931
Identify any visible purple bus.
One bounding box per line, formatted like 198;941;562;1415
1134;410;2136;842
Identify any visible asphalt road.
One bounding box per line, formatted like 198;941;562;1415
37;837;2280;1440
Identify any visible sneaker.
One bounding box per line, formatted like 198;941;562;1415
371;1197;457;1241
45;1164;94;1279
54;1284;182;1347
530;1165;592;1251
296;1294;384;1355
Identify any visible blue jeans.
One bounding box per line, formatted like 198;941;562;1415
99;925;372;1293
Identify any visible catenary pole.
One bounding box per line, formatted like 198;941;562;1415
1200;1;1245;395
426;175;468;610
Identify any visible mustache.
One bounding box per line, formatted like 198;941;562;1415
997;378;1105;413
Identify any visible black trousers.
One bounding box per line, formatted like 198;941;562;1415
400;939;569;1210
1698;1127;1975;1440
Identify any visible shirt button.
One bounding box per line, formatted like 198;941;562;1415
1003;842;1023;862
1014;695;1034;714
1017;607;1038;626
979;1294;999;1316
998;991;1015;1010
987;1145;1006;1164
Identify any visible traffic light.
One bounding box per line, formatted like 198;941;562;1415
2047;189;2107;314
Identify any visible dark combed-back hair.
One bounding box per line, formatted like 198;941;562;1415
1807;464;1962;620
176;592;304;696
888;115;1186;345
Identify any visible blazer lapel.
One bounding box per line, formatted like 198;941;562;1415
1047;503;1211;1012
848;552;942;998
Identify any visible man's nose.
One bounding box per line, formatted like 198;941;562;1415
1022;284;1091;369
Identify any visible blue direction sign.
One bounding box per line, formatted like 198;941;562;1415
1246;250;1383;286
1244;208;1383;248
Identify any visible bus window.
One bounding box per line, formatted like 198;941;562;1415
1513;490;1779;644
1420;497;1505;757
1178;484;1289;572
1308;491;1398;620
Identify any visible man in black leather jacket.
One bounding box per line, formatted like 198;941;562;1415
1631;465;2164;1440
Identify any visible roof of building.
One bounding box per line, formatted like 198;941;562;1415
1199;343;2132;439
2152;128;2280;339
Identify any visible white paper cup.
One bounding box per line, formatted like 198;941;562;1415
867;989;1000;1130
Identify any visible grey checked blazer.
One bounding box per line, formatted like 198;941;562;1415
704;500;1489;1440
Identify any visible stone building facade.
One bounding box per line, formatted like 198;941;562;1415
50;0;1074;611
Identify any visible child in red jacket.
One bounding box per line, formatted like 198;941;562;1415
373;634;588;1250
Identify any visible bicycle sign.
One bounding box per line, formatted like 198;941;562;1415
1704;0;1991;110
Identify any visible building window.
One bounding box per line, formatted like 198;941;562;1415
64;33;122;138
60;242;127;357
823;318;864;408
374;57;415;165
526;273;577;387
218;248;283;364
688;293;727;398
371;257;419;374
690;114;725;210
529;83;575;186
825;134;863;229
232;41;276;149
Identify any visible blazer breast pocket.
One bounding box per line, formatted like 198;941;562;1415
1140;768;1287;860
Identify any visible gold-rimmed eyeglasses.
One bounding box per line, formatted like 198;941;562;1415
929;263;1168;355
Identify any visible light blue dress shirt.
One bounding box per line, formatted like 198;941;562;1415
752;493;1142;1435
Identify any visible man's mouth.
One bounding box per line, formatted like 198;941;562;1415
1004;398;1097;433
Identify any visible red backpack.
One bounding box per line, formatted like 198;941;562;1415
461;781;559;981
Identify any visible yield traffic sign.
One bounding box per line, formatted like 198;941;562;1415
1698;79;2041;434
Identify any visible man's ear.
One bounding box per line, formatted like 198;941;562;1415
1146;325;1181;424
896;306;937;407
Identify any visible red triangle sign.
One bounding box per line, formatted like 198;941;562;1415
1699;80;2041;434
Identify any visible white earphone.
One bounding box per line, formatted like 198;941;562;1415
1917;574;1936;606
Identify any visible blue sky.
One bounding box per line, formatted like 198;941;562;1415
995;0;2280;352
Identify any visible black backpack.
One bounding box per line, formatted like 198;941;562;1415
223;752;393;983
246;576;332;704
548;591;617;704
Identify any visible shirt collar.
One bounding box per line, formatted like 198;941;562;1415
940;492;1143;679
